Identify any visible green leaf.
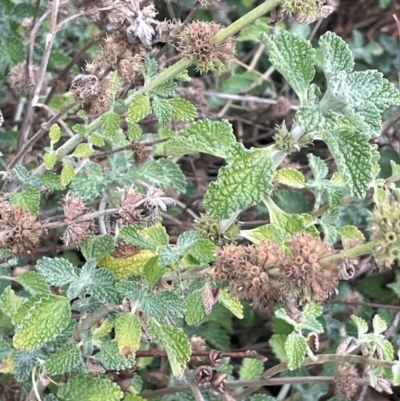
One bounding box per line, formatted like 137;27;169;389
120;226;156;251
393;364;400;388
204;143;274;218
169;98;197;121
10;187;40;216
13;294;71;350
126;94;152;124
148;320;191;378
164;119;236;158
41;171;65;190
60;163;75;186
322;129;374;197
36;257;79;286
115;313;142;355
319;31;354;78
284;332;307;370
94;340;135;370
89;134;105;147
142;256;164;284
275;308;297;328
259;30;315;104
45;344;82;375
300;302;324;333
0;286;25;321
88;268;120;304
218;290;243;319
127;122;142;140
177;231;200;255
269;334;287;362
152;97;173;128
351;315;368;339
0;33;25;65
144;56;158;77
185;289;205;325
101;111;120;139
49;124;62;145
308;154;328;182
239;358;264;380
44;153;58;170
274;168;305;188
14;349;45;382
337;225;365;243
58;375;123;401
13;165;29;183
151;79;177;97
185;239;216;266
81;235;115;262
251;395;277;401
14;271;51;295
73;124;86;135
73;143;94;158
372;314;387;335
132;158;187;193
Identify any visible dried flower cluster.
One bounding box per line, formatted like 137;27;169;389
194;213;240;246
117;186;145;225
335;362;359;400
0;202;44;255
213;233;339;308
8;63;49;95
177;21;236;75
62;194;95;247
370;199;400;269
279;0;334;24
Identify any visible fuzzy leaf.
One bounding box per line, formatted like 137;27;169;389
284;332;307;370
89;134;105;147
58;375;123;401
10;187;40;216
152;97;173;128
185;289;206;325
218;290;243;319
36;257;79;287
45;344;82;375
127;122;142;140
147;320;191;378
127;94;152;123
177;231;200;255
60;163;75;186
164;119;236;158
73;143;94;158
351;315;368;339
14;348;45;382
142;255;164;284
308;154;328;182
300;303;324;333
269;334;287;362
94;340;135;370
275;308;297;328
49;124;62;145
185;239;216;266
81;235;115;262
151;79;177;97
73;124;86;135
13;294;71;350
0;34;25;65
239;358;264;380
336;225;365;243
319;31;354;77
205;143;274;218
41;171;65;190
13;165;29;182
14;272;51;296
274;168;305;188
101;111;120;139
0;286;25;321
322;129;374;197
98;250;154;279
44;153;58;170
393;363;400;386
259;30;315;104
372;314;387;335
115;313;142;356
132;158;187;193
169;97;197;121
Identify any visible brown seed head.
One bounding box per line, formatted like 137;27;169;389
335;362;359;400
0;202;44;255
177;21;236;75
117;186;145;225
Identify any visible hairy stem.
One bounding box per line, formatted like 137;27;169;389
318;241;377;266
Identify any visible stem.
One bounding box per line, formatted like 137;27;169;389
213;0;281;44
160;267;212;282
318;241;377;266
236;354;397;399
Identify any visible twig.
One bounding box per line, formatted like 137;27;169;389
140;376;378;398
135;349;265;359
185;368;205;401
329;300;400;311
385;309;400;339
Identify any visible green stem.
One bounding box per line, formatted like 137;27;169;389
213;0;281;44
237;354;397;399
318;241;377;266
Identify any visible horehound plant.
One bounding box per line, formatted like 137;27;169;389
1;0;400;400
